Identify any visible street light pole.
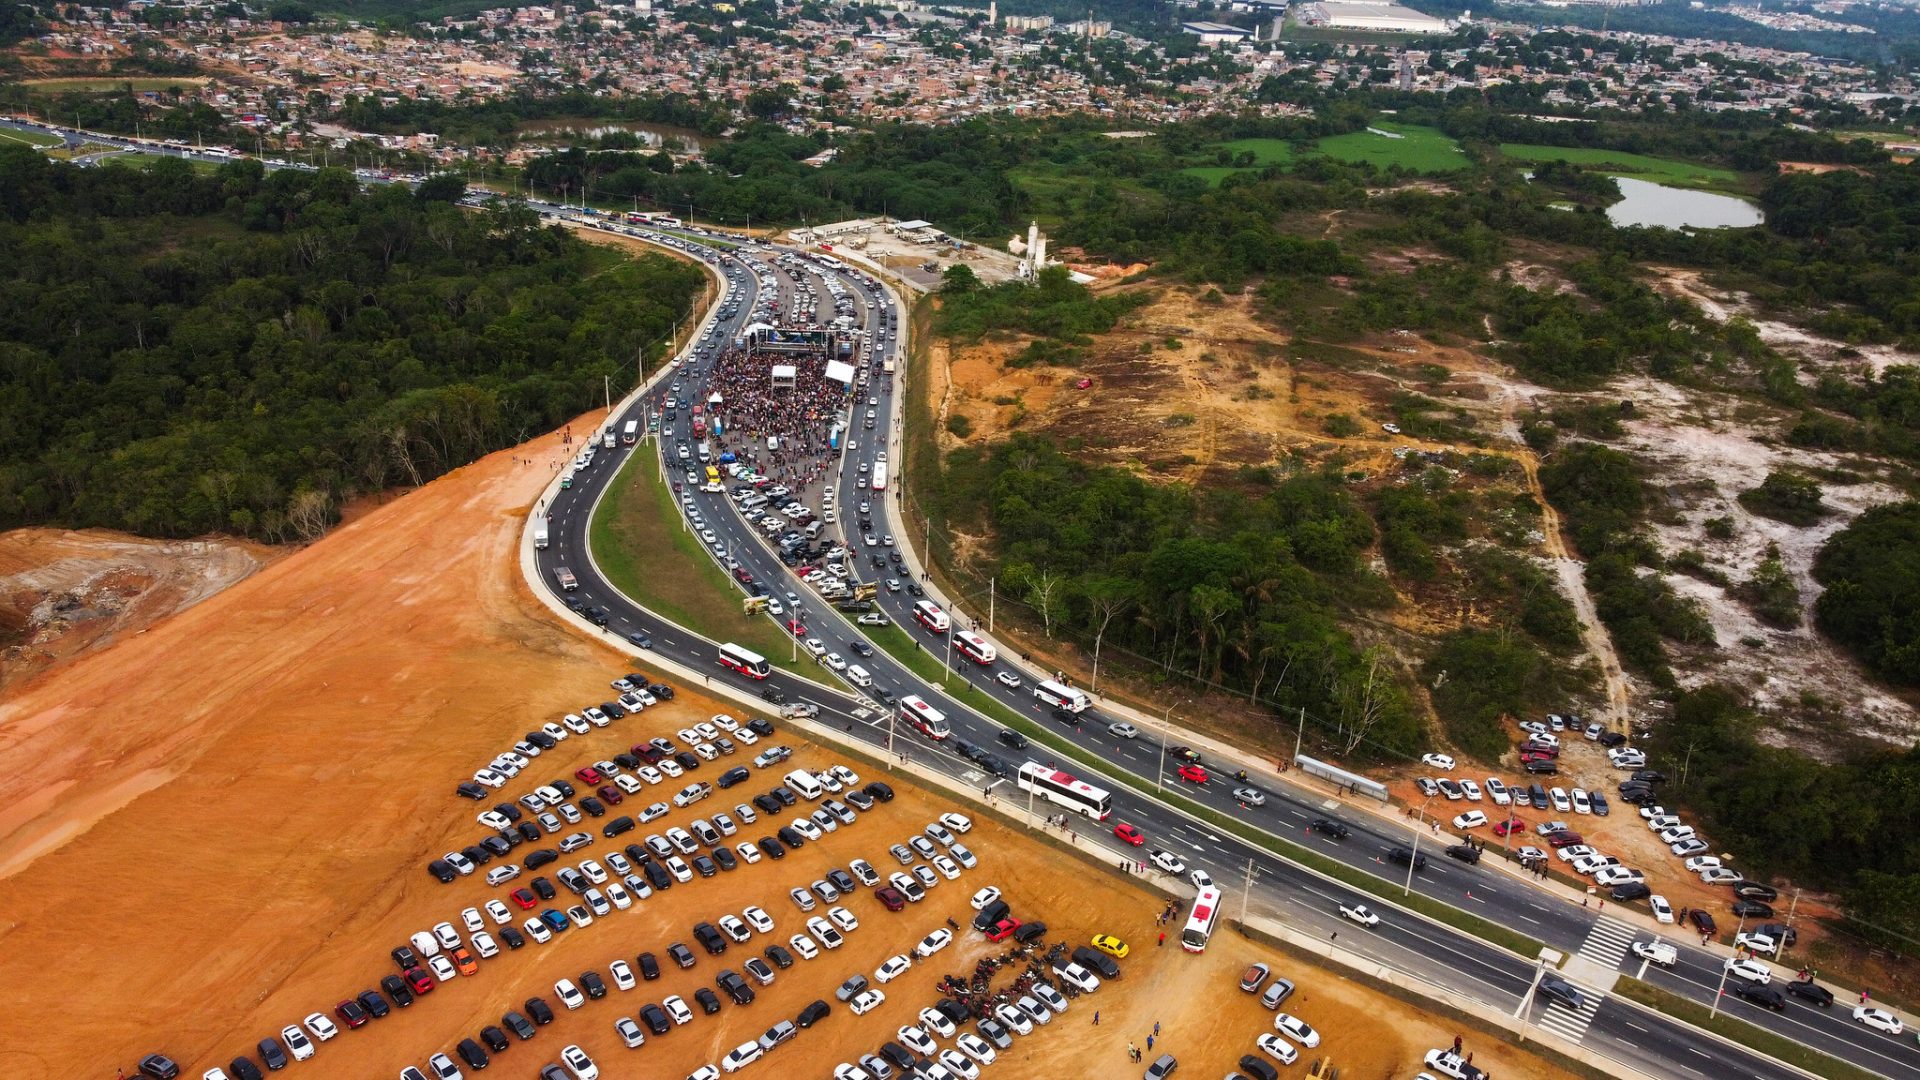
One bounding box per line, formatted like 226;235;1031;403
1156;700;1175;792
1513;949;1556;1043
1405;794;1434;896
1710;913;1749;1019
1776;889;1802;971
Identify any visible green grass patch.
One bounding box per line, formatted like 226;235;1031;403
0;125;65;148
1317;122;1467;173
1614;978;1882;1080
589;445;832;688
1498;144;1744;191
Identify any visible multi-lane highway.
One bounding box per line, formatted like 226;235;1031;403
529;227;1914;1080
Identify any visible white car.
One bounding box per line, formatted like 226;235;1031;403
560;1044;599;1080
473;768;509;788
994;1002;1033;1036
939;1049;981;1080
1550;787;1572;812
1854;1006;1904;1035
789;934;820;961
1571;788;1592;814
1724;957;1772;985
1458;779;1482;802
914;928;953;958
804;638;828;658
1632;939;1677;966
876;954;913;983
970;886;1002;911
1340;902;1378;927
1649;895;1674;923
1149;849;1187;875
484;899;513;925
303;1013;338;1041
897;1026;938;1057
830;765;861;788
470;931;498;958
1485;778;1511;805
1735;932;1779;955
849;989;888;1016
996;671;1022;688
1108;722;1139;739
1700;867;1742;885
1190;868;1214;890
1421;753;1455;770
829;905;860;932
1594;866;1644;887
1452;810;1488;830
736;841;762;865
940;812;973;834
1684;855;1723;873
556;978;587;1008
610;960;636;990
722;1042;763;1074
824;652;848;671
524;917;553;944
956;1032;997;1065
1256;1033;1299;1065
743;905;776;934
920;1006;958;1038
1273;1013;1321;1048
432;922;462;950
664;995;694;1025
615;1016;646;1049
279;1027;314;1062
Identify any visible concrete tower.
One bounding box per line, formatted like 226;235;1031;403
988;0;996;26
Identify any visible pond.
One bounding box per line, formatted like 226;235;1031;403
1605;176;1763;230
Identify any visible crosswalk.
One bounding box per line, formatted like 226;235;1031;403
1537;981;1606;1042
1578;915;1637;968
1535;917;1635;1042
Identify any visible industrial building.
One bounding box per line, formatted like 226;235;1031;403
1181;20;1254;44
1297;0;1455;33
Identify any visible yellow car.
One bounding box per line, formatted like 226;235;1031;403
1092;934;1130;959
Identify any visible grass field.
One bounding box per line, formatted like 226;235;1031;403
1318;122;1468;172
1498;143;1744;190
0;125;65;148
19;76;202;92
590;445;832;688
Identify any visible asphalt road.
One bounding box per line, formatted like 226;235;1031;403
8;114;1900;1079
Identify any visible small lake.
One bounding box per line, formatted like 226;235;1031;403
1605;176;1763;230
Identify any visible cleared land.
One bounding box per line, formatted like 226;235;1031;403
1498;144;1744;191
0;414;1571;1080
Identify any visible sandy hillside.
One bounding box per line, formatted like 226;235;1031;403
0;412;1574;1080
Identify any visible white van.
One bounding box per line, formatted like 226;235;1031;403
845;664;872;688
533;526;549;550
805;521;826;539
783;770;825;801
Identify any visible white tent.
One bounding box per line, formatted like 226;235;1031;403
824;359;856;386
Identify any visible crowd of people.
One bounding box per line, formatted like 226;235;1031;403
696;343;854;497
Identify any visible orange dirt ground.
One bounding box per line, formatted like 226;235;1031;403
0;417;1572;1080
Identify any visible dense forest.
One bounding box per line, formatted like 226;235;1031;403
1813;500;1920;688
0;147;704;540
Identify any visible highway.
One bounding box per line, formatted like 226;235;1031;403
8;113;1903;1079
528;228;1909;1080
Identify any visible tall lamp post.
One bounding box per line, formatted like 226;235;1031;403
1709;913;1749;1019
1154;699;1185;793
1404;793;1435;896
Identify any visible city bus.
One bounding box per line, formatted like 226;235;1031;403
912;600;949;634
1033;679;1091;714
1015;761;1112;821
870;461;888;492
1181;885;1225;953
952;629;995;665
622;420;639;445
899;695;950;740
717;642;771;680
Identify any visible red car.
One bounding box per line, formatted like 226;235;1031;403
597;784;624;805
1547;831;1584;848
510;888;538;910
1074;378;1093;389
334;999;369;1029
403;967;435;995
1114;822;1145;846
986;918;1023;942
1177;764;1209;784
576;766;603;784
874;886;907;911
1493;817;1527;837
786;620;808;637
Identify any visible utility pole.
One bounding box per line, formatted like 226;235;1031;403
1776;890;1802;970
1155;700;1175;792
1292;707;1307;767
1239;858;1257;929
988;577;995;634
1710;914;1749;1019
1405;794;1434;895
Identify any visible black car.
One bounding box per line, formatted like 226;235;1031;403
1072;946;1121;980
639;1003;672;1035
1731;982;1787;1011
256;1040;288;1071
427;859;456;883
479;835;512;858
713;846;739;871
1785;979;1833;1007
865;780;895;803
674;750;701;771
1527;784;1550;809
827;868;857;893
1309;818;1350;839
525;848;560;870
1050;707;1077;725
695;987;723;1014
525;732;558;751
770;786;798;807
524;996;556;1025
1386;846;1427;871
604;815;635;838
1445;844;1480;865
1731;899;1775;919
227;1059;264;1080
551;779;576;798
765;944;796;968
456;1038;490;1069
796;999;832;1029
693;855;719;877
356;989;391;1019
499;1006;537;1037
668;942;697;969
456;782;488;800
613;752;642;770
581;971;608;999
638;951;662;980
585;605;610;626
624;843;653;865
879;1041;916;1070
516;822;543;843
1733;881;1779;902
579;796;606;818
1239;1056;1280;1080
695;922;729;955
392;945;420;969
717;969;756;1005
753;793;784;815
461;844;493;867
601;701;627;719
645;860;673;891
1013;921;1048;944
1598;731;1629;748
936;999;972;1026
747;717;776;737
1631;769;1667;783
849;641;874;658
1753;922;1799;946
1688;910;1718;934
649;682;676;700
718;767;751;789
381;974;415;1007
1611;882;1651;902
1523;759;1558;775
529;875;557;900
759;836;787;860
979;753;1013;777
973;899;1011;932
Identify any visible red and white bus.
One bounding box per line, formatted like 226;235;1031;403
913;600;949;634
717;642;770;679
1181;885;1225;953
870;461;888;492
1015;761;1111;821
1033;679;1091;713
952;629;995;665
899;694;950;740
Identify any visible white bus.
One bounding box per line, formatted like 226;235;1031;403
1033;679;1091;714
899;695;950;740
717;642;771;680
1016;762;1112;821
621;419;639;445
870;461;888;492
1181;885;1225;953
912;600;949;634
952;629;995;665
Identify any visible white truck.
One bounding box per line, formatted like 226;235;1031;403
533;526;550;550
554;566;578;591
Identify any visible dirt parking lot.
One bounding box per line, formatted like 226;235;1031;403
0;417;1575;1080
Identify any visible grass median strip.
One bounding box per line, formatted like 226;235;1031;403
861;619;1544;957
1615;978;1879;1080
589;444;832;688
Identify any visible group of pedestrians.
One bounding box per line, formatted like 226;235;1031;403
702;343;856;497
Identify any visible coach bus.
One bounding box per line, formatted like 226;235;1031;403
952;629;995;665
912;600;949;634
1032;679;1092;714
717;642;771;680
1181;885;1225;953
1015;762;1112;821
899;694;950;740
